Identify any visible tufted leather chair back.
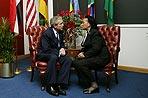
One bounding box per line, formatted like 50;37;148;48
27;26;48;90
28;26;47;65
98;25;120;69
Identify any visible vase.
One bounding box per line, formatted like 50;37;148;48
0;63;14;78
76;36;83;47
66;39;76;49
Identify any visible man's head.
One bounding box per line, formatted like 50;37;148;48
50;16;64;31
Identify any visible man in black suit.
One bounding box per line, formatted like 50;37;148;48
72;15;110;94
37;16;72;96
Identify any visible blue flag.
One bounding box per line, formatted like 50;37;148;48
70;0;80;14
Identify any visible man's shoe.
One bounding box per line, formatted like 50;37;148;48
60;83;68;90
56;85;66;95
46;86;59;96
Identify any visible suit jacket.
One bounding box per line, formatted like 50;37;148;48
37;27;65;60
81;28;110;66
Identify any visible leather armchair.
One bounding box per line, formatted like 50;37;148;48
95;25;120;92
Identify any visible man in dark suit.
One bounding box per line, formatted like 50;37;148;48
72;15;110;94
37;16;72;96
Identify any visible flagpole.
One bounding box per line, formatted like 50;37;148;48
26;67;32;72
26;57;32;72
14;34;22;74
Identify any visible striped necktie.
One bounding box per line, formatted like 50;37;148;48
56;32;60;47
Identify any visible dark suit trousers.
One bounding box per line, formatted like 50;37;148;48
72;58;102;84
38;54;72;85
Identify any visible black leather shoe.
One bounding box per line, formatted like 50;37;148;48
60;83;68;90
56;85;66;95
83;87;99;94
46;86;59;96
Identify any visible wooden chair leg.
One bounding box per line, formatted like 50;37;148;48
106;73;111;93
115;70;118;84
30;67;34;82
40;72;45;91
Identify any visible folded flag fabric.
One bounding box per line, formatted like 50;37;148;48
104;0;114;25
88;0;95;17
70;0;80;14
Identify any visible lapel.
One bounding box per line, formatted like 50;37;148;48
83;31;91;46
50;28;58;45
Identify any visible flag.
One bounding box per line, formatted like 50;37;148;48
88;0;95;17
38;0;48;20
47;0;53;23
25;0;38;34
70;0;80;14
9;0;22;34
104;0;114;25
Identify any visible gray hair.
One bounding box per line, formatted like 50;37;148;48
50;16;63;27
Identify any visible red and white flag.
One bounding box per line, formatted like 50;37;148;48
25;0;38;34
9;0;21;34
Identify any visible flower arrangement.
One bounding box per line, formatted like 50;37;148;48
57;10;84;47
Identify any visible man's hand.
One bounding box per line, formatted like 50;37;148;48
59;48;66;56
77;52;85;59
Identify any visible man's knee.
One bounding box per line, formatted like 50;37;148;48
49;55;58;61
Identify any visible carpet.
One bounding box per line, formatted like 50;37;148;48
0;57;147;98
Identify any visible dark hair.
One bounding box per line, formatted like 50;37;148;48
84;15;98;29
